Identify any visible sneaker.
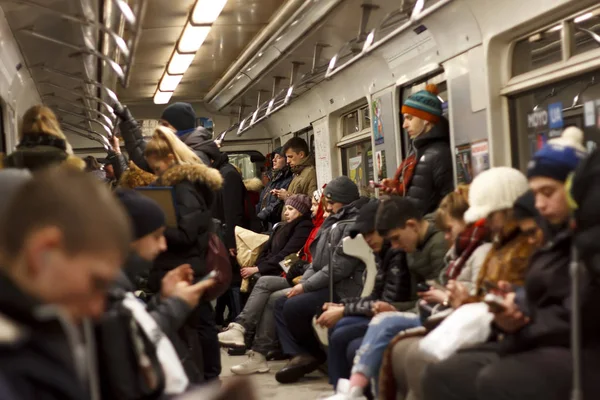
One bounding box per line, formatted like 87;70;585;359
218;322;245;348
320;379;367;400
230;350;270;375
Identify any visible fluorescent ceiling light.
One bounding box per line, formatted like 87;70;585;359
154;90;173;105
411;0;425;20
178;23;211;53
160;74;183;91
192;0;228;25
548;24;562;32
575;13;594;23
168;51;195;74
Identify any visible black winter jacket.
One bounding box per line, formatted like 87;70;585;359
407;117;454;215
211;152;247;250
118;107;215;169
504;229;600;353
0;274;89;400
147;164;223;292
105;149;128;182
257;167;294;226
255;215;313;276
341;243;411;317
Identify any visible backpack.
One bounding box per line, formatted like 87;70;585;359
96;290;166;400
203;225;232;301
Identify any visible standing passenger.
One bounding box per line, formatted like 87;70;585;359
274;137;317;200
257;147;294;230
4;105;85;171
382;85;453;215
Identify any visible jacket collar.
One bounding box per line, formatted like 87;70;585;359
18;133;68;151
156;163;223;190
412;117;450;151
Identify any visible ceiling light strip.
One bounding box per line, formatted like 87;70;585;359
153;0;229;104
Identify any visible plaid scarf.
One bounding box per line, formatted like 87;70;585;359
392;153;417;196
445;218;489;280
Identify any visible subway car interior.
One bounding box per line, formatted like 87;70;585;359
1;0;600;399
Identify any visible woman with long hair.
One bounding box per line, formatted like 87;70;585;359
5;105;85;171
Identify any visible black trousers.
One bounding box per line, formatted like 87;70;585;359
421;345;598;400
182;301;222;382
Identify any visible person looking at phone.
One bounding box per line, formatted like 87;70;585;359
422;127;591;400
120;126;224;382
272;137;317;201
256;147;294;230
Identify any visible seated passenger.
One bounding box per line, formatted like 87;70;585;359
218;190;326;371
273;176;368;384
422;127;598;400
121;126;224;382
317;200;411;387
513;190;545;248
4;105;85;171
240;194;313;281
0;167;131;400
112;189;215;385
381;84;453;215
376;167;536;400
303;188;327;263
257;147;293;230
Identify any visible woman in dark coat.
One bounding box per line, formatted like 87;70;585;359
120;126;224;383
382;84;453;215
240;194;313;280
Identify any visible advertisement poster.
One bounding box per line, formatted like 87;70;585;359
471;139;490;178
372;98;384;145
367;150;374;182
376;150;387;181
197;117;214;132
349;155;363;187
455;144;472;185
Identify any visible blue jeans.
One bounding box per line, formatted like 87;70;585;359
352;312;421;395
328;316;371;386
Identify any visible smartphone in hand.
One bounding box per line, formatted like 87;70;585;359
425;279;448;292
199;270;218;282
484;293;507;313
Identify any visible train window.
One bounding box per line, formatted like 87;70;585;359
341;140;373;197
341;105;370;137
509;70;600;172
399;73;448;157
512;28;563;77
226;151;267;180
572;12;600;57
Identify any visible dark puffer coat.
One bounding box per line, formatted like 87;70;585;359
257;167;294;226
120;163;223;292
255;215;313;276
406;117;454;215
341;243;411;317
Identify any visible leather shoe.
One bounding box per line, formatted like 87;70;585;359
275;354;322;384
266;349;289;361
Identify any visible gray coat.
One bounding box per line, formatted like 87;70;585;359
301;198;368;300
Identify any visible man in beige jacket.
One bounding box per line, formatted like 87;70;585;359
273;137;317;200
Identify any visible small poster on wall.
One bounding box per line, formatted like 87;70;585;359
471;139;490;178
349;155;363;188
376;150;387;181
372;98;384;145
367;150;375;182
455;144;472;185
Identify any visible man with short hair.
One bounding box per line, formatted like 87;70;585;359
0;167;132;400
376;197;448;298
274;137;317;200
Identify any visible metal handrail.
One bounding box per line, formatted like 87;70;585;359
41;93;117;121
121;0;148;88
59;121;111;150
54;108;113;136
39;83;118;113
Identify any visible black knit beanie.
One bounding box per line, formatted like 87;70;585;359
160;102;197;132
115;189;166;240
324;176;360;205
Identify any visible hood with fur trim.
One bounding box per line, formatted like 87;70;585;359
157;163;223;190
244;177;264;193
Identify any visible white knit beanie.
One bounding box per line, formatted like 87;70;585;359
464;167;529;224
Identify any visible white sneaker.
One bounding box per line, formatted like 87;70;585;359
320;379;367;400
230;350;270;375
218;322;245;347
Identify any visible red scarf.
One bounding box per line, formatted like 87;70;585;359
302;201;326;263
445;219;489;280
391;153;417;196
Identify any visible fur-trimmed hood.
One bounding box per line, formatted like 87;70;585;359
244;177;264;193
157;163;223;190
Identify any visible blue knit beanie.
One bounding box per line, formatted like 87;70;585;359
527;127;587;182
401;84;443;124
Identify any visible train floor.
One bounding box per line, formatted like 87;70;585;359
220;348;333;399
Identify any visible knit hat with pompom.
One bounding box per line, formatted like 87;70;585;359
401;84;443;124
527;126;588;182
